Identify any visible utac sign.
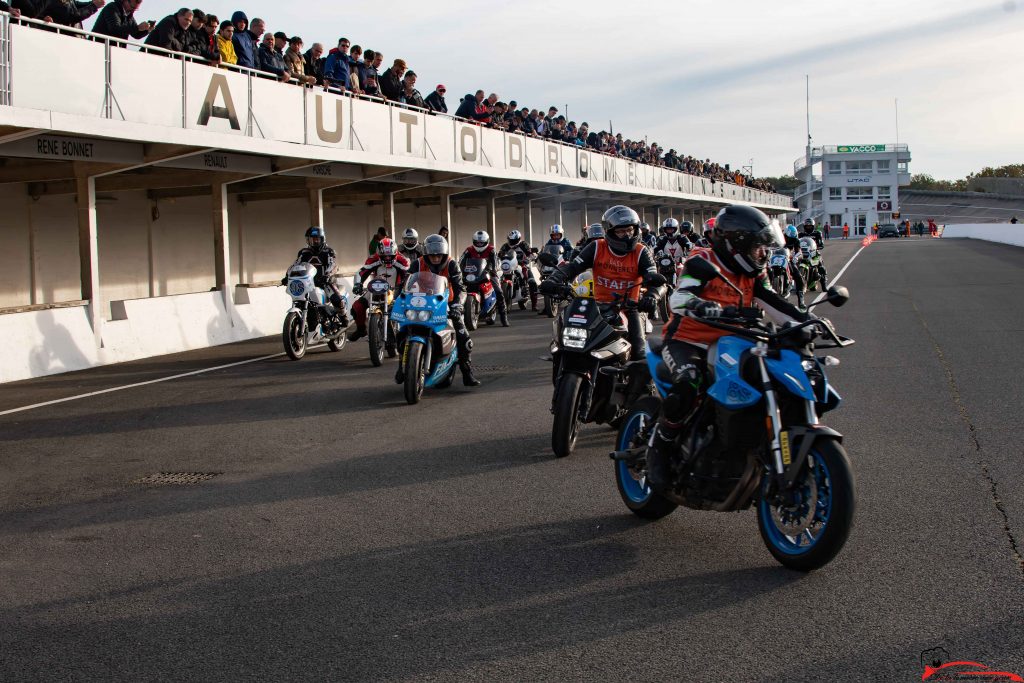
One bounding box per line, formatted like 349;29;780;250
837;144;886;154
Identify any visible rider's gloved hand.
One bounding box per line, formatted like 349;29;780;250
539;279;560;296
722;305;741;318
638;293;658;314
693;301;723;319
280;276;287;285
352;281;363;295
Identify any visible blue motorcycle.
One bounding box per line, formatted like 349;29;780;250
612;257;856;571
391;272;460;404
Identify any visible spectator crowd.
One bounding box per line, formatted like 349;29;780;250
0;0;775;192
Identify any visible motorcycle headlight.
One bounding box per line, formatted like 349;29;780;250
417;310;432;322
562;326;588;349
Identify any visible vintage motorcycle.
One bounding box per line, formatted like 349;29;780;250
281;261;348;360
391;272;460;404
362;275;399;366
798;237;827;293
544;275;666;458
498;250;528;310
768;247;792;298
462;256;498;330
611;257;855;571
537;244;566;318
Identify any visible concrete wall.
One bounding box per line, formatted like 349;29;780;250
941;224;1024;247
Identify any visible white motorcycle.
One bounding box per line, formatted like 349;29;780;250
282;262;349;360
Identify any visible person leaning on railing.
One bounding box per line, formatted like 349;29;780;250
257;31;290;82
214;19;235;64
378;58;406;102
143;7;191;53
185;10;220;65
302;41;324;85
284;35;316;85
90;0;152;39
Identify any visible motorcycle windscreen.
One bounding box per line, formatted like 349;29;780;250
404;271;449;296
462;258;488;284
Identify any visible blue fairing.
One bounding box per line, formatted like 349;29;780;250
646;343;671;398
393;285;456;389
482;287;497;314
707;337;762;409
765;350;814;400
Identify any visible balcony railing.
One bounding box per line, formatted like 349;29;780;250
0;12;793;209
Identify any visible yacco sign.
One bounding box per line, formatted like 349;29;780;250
837;144;886;153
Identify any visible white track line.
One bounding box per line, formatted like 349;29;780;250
0;351;287;417
811;243;868;305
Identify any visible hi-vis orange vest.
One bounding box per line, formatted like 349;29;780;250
417;256;454;303
592;240;644;303
668;248;757;347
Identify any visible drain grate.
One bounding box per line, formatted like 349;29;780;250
474;365;512;372
132;472;222;486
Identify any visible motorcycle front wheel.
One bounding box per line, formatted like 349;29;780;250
757;438;855;571
465;296;479;331
552;372;586;458
282;312;307;360
368;312;385;367
403;339;427;405
615;396;677;519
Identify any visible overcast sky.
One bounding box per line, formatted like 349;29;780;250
132;0;1022;179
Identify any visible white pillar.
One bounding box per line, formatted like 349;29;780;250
212;182;232;313
308;187;324;228
76;175;101;344
485;193;496;235
524;198;533;245
383;191;396;240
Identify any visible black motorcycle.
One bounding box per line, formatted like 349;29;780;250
545;276;665;458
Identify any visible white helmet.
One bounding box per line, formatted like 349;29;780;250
550;224;563;239
402;228;419;250
472;230;490;253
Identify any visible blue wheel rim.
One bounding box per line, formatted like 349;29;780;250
617;410;654;504
759;450;833;555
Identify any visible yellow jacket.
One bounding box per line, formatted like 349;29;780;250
217;34;237;65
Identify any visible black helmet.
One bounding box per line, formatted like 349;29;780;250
305;225;326;251
680;220;694;235
585;222;605;243
601;205;640;255
710;205;784;276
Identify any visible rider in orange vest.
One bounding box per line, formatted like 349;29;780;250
540;205;666;359
646;205;810;490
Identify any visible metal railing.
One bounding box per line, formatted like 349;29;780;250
0;12;792;208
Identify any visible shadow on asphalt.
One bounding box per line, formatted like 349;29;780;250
0;433;557;534
0;513;801;680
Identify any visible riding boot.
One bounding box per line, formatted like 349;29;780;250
500;311;510;327
460;361;481;387
347;326;366;342
645;420;680;491
529;283;539;311
796;291;806;310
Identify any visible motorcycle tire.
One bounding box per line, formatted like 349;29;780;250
757;437;855;571
552;372;586;458
771;273;785;297
614;396;678;520
465;297;479;332
503;282;514;310
658;296;670;324
327;336;344;352
282;312;307;360
403;340;427;405
368;312;385;367
386;323;399;358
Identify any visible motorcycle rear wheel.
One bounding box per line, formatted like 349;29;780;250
615;396;677;519
552;372;585;458
282;312;307;360
757;438;855;571
403;340;427;405
368;312;385;367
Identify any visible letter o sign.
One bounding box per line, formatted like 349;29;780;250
460;126;478;162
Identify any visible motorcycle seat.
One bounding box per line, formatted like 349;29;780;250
646;337;674;385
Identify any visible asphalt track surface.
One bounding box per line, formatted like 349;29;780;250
1;236;1023;682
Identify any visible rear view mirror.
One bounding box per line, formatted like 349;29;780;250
684;256;721;282
826;286;850;307
538;252;558;267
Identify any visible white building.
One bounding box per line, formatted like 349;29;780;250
794;144;911;233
